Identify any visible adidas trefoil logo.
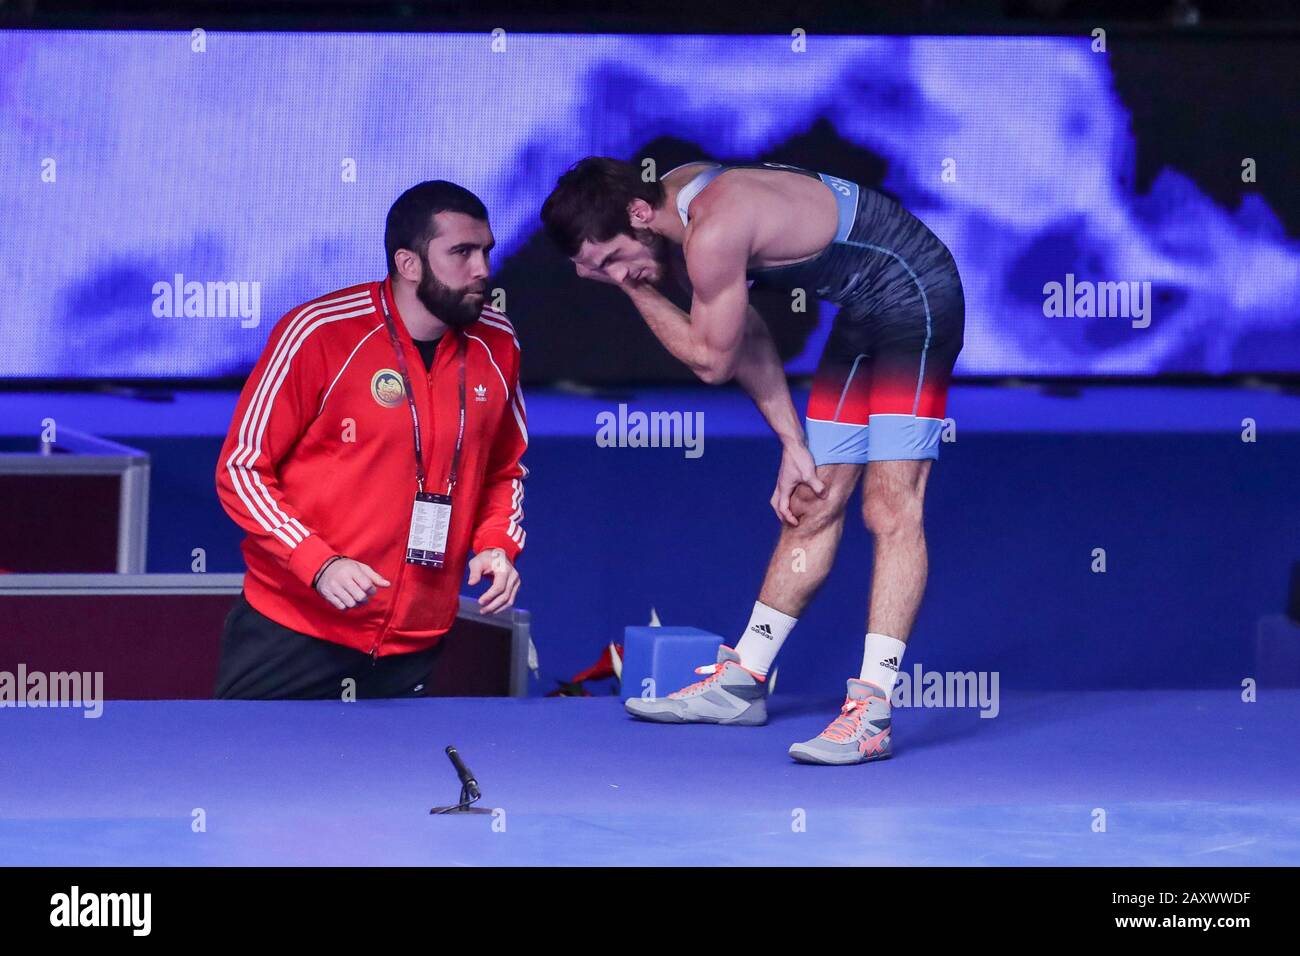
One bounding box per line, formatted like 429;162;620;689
474;384;488;402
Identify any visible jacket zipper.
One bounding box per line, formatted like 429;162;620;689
370;555;408;663
370;334;436;662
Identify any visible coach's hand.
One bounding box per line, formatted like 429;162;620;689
315;557;390;610
772;442;828;526
468;548;520;615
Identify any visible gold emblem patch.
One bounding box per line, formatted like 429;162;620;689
371;368;405;407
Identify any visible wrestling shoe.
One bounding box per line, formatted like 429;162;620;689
788;678;893;765
624;645;767;725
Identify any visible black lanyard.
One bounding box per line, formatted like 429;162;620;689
379;285;466;496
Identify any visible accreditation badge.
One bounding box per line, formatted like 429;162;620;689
406;492;452;568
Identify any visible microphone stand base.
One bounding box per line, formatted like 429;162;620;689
430;783;492;815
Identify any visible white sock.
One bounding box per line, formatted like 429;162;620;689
734;601;798;677
860;632;907;696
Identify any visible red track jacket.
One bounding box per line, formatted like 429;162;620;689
216;277;527;655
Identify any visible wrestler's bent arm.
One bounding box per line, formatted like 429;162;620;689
621;219;750;381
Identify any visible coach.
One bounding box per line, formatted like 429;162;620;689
213;181;527;699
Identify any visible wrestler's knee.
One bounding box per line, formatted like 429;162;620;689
862;464;927;537
789;479;849;534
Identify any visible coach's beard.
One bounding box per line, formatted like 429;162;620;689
416;265;484;330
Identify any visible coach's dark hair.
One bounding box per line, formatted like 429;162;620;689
385;181;489;276
540;157;666;257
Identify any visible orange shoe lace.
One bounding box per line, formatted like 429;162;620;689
819;697;868;742
670;662;728;698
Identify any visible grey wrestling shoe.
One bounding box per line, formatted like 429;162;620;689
624;645;767;725
788;678;893;765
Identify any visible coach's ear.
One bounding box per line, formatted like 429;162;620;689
393;247;424;284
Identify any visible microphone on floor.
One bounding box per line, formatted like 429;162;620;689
430;744;491;814
445;745;480;801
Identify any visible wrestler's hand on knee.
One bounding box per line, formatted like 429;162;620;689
771;442;828;526
315;557;390;611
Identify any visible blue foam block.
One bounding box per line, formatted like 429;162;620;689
622;626;722;699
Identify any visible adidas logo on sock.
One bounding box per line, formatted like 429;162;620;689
879;656;899;671
751;623;773;639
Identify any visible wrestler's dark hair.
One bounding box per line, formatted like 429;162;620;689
540;157;666;258
385;180;489;276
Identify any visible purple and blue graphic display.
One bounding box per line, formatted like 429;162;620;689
1;31;1296;379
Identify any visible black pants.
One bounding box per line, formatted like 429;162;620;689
213;592;443;700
